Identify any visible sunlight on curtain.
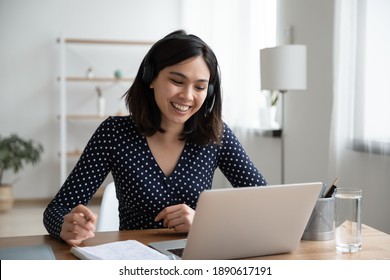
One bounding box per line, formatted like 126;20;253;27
180;0;277;132
329;0;358;172
360;0;390;151
331;0;390;168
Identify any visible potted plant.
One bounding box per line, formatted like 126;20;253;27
0;134;44;212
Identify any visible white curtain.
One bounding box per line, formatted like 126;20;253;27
329;0;359;172
180;0;276;132
359;0;390;155
330;0;390;174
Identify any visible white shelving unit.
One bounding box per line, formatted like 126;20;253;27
57;36;153;184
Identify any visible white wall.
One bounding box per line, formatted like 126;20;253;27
276;0;334;185
0;0;182;198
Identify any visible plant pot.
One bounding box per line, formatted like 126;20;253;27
0;184;14;212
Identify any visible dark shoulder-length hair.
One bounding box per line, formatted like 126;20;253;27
123;30;223;145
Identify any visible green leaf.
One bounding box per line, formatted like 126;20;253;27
0;134;44;185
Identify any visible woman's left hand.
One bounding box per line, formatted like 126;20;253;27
154;204;195;233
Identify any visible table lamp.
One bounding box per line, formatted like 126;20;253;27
260;45;307;183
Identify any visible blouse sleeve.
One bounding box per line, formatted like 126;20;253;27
217;124;268;187
43;117;116;240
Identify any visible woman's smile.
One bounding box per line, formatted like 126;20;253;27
171;102;191;112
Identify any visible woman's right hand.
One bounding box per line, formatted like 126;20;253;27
60;204;97;246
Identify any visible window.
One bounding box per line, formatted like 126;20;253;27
355;0;390;148
334;0;390;156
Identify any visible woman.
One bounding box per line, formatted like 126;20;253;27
43;30;267;246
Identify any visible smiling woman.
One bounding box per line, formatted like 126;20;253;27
150;56;210;130
127;30;222;145
43;30;268;246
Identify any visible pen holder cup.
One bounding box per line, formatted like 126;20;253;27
302;197;334;241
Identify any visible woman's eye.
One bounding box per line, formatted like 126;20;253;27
171;79;183;85
195;86;206;91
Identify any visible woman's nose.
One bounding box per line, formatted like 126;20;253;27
179;85;194;100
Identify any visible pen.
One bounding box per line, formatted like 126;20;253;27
322;178;338;198
330;177;339;187
324;184;337;198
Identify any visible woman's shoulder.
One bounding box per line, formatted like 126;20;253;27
221;122;235;138
101;115;136;129
196;122;236;150
96;116;139;136
219;122;245;147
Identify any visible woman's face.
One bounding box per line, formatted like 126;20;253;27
150;56;210;131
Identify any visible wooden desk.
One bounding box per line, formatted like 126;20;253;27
0;225;389;260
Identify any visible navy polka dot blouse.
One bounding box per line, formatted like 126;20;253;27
43;116;267;240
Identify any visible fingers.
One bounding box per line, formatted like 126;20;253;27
155;204;195;233
60;204;97;246
73;204;97;224
154;204;180;224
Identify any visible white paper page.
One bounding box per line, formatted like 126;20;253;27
71;240;170;260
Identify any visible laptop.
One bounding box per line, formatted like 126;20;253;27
149;182;322;260
0;244;56;260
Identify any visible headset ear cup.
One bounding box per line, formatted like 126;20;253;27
207;84;214;98
207;93;216;113
206;84;215;113
142;64;153;85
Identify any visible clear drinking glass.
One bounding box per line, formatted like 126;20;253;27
334;188;362;253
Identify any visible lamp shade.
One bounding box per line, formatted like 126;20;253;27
260;45;307;91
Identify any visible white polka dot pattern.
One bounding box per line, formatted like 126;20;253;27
43;116;267;240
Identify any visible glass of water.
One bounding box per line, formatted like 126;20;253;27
334;188;362;253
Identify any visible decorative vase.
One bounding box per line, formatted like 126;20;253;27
86;67;94;79
260;106;279;129
269;106;279;129
96;87;105;117
114;69;123;79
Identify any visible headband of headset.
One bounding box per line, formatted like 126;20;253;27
141;33;216;113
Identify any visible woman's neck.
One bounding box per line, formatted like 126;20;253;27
157;122;184;143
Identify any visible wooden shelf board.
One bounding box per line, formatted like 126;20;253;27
58;38;154;46
57;76;134;82
57;113;127;120
66;115;108;120
57;150;82;158
66;150;82;158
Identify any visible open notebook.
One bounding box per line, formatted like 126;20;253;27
70;240;170;260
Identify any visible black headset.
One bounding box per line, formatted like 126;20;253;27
141;35;216;114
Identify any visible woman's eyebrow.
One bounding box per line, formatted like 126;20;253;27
168;71;209;83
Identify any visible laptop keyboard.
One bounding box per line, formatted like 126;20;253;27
167;248;184;257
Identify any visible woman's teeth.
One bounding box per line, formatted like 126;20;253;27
172;103;190;111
